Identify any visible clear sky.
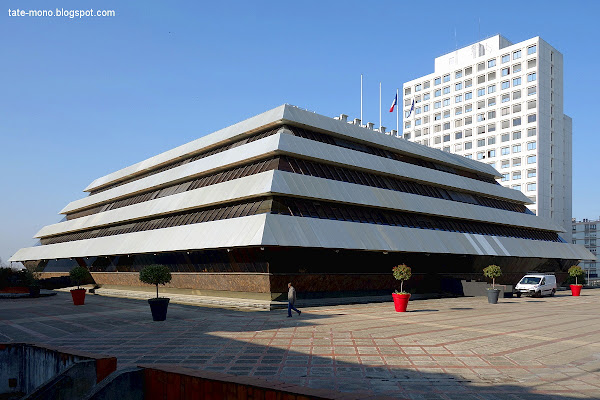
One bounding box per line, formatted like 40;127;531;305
1;0;599;264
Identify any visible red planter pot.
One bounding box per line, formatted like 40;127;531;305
70;288;86;305
0;287;29;294
392;293;411;312
570;284;582;296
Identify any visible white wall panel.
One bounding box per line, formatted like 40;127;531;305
262;214;595;260
278;133;530;204
62;134;283;214
10;215;269;261
37;172;276;238
38;166;560;240
85;107;287;192
281;105;499;177
10;214;594;263
86;104;500;193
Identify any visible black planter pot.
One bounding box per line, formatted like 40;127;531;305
148;298;170;321
487;289;500;304
29;286;41;297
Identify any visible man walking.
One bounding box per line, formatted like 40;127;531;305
287;282;301;317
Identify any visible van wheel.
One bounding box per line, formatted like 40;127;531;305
516;292;521;298
550;289;555;297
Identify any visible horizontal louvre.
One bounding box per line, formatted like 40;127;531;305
43;198;273;245
271;197;558;242
285;126;498;184
44;196;558;246
68;155;526;221
66;158;279;220
278;156;526;213
89;123;496;197
88;127;281;195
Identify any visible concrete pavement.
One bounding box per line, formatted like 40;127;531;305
1;289;599;399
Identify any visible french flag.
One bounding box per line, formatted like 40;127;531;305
407;99;415;117
389;94;397;112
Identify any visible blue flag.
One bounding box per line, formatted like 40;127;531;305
407;99;415;117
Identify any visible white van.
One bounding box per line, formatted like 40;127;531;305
514;274;557;297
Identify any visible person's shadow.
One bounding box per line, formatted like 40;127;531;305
1;293;597;399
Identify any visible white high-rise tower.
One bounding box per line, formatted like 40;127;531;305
402;35;572;241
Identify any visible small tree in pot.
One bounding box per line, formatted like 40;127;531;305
392;264;412;312
568;265;584;296
69;266;91;305
139;265;172;321
483;265;502;304
22;268;41;297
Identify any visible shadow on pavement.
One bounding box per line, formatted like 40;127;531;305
0;292;596;399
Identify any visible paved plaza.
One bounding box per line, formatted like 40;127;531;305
1;290;600;399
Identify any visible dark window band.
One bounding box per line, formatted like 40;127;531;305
67;155;526;221
35;248;566;278
67;158;281;220
44;198;273;245
38;249;269;274
284;126;498;184
89;124;496;195
44;196;559;246
277;156;527;214
270;197;558;242
89;127;282;195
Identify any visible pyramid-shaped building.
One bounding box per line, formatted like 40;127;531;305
10;105;594;300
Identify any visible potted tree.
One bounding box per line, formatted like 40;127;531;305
139;265;172;321
392;264;412;312
23;268;41;297
568;265;584;296
483;265;502;304
69;266;91;305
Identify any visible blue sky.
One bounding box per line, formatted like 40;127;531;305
1;0;599;263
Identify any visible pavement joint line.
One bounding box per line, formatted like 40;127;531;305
2;319;50;339
358;317;600;348
489;328;600;356
30;309;104;333
3;291;600;397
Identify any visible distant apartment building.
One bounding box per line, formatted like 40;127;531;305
402;35;572;241
572;218;599;278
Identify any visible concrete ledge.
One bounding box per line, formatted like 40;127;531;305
56;286;276;310
461;280;514;297
56;286;445;311
137;365;394;400
86;367;144;400
0;343;116;398
0;290;57;299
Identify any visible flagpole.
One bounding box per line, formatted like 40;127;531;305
396;88;399;134
379;82;382;129
360;74;363;125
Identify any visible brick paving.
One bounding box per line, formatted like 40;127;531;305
1;290;600;399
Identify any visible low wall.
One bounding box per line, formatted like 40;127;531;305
0;343;116;397
39;272;69;279
27;360;98;400
0;287;29;293
87;367;144;400
461;280;513;297
91;272;468;301
38;272;83;290
90;272;271;293
89;365;341;400
270;273;395;294
142;366;342;400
